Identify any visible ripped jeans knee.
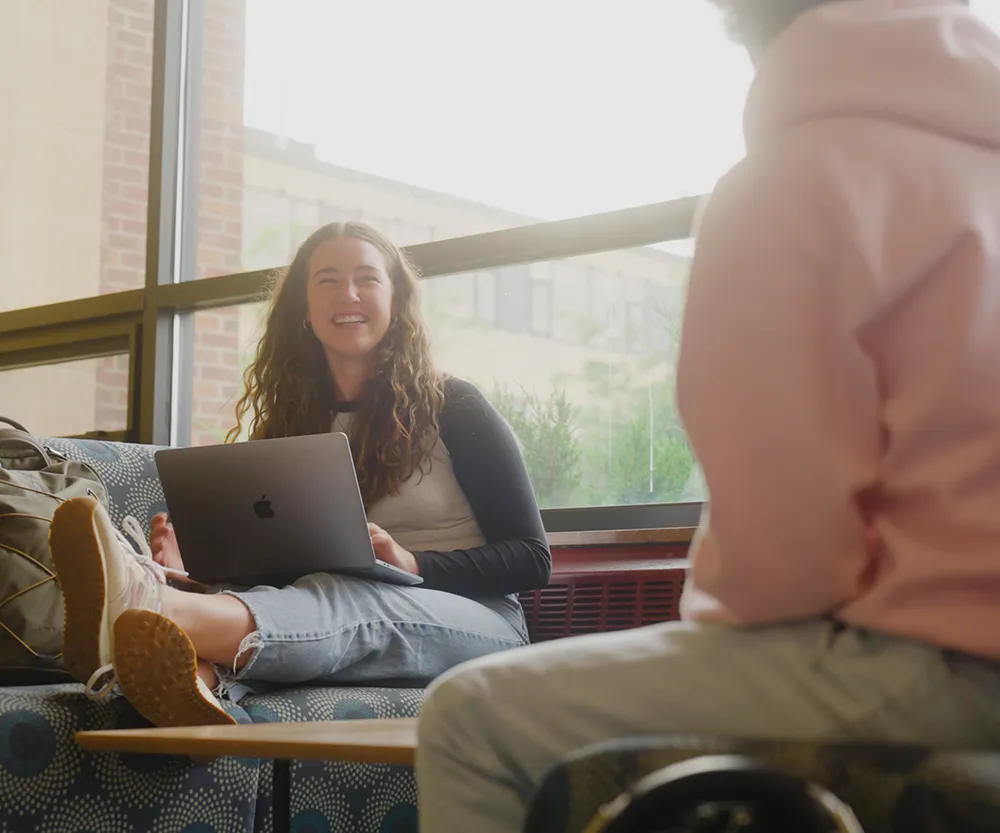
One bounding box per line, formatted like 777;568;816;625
211;631;263;702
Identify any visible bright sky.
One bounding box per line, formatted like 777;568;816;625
243;1;752;221
244;1;1000;222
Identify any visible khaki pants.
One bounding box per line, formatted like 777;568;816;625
415;618;1000;833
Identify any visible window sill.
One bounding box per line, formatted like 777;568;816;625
547;526;696;548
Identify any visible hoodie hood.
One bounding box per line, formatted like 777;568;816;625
744;0;1000;151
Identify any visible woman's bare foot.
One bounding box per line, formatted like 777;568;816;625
150;513;186;573
197;660;219;691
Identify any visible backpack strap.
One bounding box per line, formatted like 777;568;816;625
0;417;29;432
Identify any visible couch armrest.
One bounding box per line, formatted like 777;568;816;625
523;734;1000;833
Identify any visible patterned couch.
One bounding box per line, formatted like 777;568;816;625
0;438;422;833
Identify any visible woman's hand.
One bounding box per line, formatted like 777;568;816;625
149;512;187;574
368;523;420;576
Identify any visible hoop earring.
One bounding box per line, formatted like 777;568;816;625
302;319;310;331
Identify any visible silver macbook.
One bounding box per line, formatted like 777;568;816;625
153;432;423;588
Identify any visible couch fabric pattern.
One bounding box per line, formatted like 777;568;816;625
0;438;422;833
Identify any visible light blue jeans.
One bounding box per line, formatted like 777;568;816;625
213;572;527;699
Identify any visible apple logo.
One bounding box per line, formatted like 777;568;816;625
252;494;275;520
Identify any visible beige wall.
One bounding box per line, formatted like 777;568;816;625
0;2;112;430
0;1;109;312
1;361;102;438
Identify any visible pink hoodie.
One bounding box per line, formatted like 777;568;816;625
677;0;1000;660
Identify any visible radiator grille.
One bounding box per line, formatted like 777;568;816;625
518;570;686;642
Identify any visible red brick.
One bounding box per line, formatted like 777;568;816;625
193;380;221;399
197;399;227;415
113;0;154;16
108;232;143;251
121;150;149;169
116;30;148;50
121;47;151;67
198;332;238;349
125;116;150;134
203;167;241;187
200;182;224;200
104;129;147;150
198;365;237;384
200;199;240;220
110;95;149;117
120;185;148;203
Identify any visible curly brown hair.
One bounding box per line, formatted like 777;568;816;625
227;221;445;509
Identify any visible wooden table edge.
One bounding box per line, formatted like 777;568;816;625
75;719;418;765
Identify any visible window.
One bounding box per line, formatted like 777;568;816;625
422;274;476;325
1;357;131;439
474;272;497;324
424;247;702;509
494;267;533;334
181;0;750;278
4;0;739;528
0;1;153;311
530;282;552;336
175;241;701;510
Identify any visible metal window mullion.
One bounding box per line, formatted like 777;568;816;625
143;196;703;316
138;0;191;445
170;0;204;448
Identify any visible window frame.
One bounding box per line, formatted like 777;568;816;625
0;0;707;533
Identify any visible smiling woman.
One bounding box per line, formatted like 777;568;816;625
45;220;552;731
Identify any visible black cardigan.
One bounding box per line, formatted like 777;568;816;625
413;377;552;597
337;377;552;598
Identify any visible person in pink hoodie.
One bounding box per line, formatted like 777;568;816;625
415;1;1000;830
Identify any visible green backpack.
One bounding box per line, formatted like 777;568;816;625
0;417;109;685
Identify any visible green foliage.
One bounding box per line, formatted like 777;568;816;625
491;383;582;508
574;381;695;507
489;376;697;510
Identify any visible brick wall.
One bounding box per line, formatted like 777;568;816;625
95;0;154;432
96;0;246;443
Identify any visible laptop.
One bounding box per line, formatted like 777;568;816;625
153;432;423;588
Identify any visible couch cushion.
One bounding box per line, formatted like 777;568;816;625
0;683;259;832
242;686;424;833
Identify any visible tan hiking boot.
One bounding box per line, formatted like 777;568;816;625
114;608;235;727
49;496;166;697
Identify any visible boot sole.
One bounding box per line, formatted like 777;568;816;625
48;497;109;684
114;609;235;728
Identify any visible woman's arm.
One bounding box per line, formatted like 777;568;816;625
411;377;553;597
